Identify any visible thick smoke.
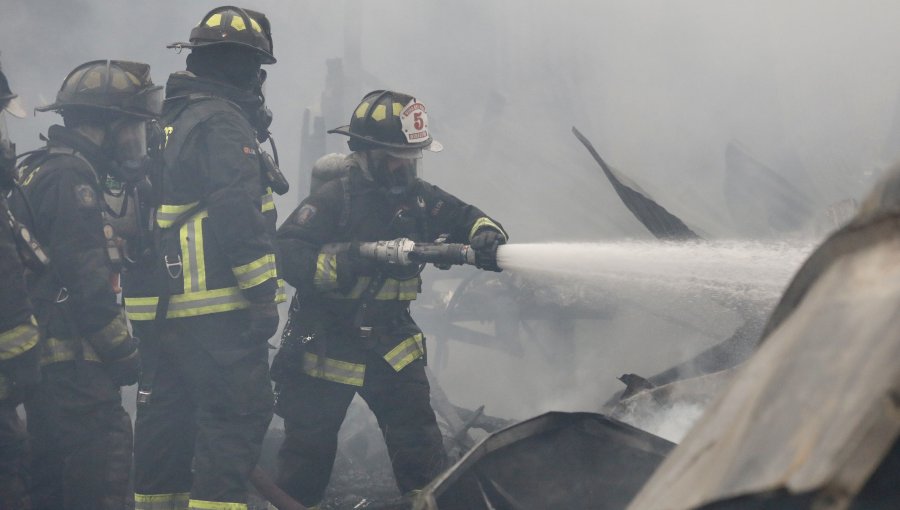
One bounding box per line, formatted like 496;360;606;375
2;0;898;436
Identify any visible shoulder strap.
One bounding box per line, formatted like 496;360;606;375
18;147;96;185
339;175;351;228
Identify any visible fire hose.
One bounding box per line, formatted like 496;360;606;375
356;238;478;268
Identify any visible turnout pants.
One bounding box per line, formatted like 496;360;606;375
133;311;274;510
0;401;29;510
275;355;446;507
24;361;133;510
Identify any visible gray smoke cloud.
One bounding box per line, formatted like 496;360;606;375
3;0;899;421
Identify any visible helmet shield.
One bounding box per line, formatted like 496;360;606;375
0;66;25;118
0;111;10;145
368;150;420;197
1;112;17;187
106;117;154;183
0;64;19;187
0;110;13;153
112;118;147;164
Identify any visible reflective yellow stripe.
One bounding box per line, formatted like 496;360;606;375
204;13;222;27
125;279;287;321
181;211;209;293
157;202;200;228
86;313;129;353
135;492;190;510
40;337;102;365
302;352;365;387
261;190;275;212
468;217;507;242
230;15;246;31
324;276;420;301
21;166;40;187
188;499;246;510
371;104;387;121
233;253;277;290
125;287;249;320
355;101;370;118
276;278;287;303
384;333;424;372
314;253;339;291
0;317;39;360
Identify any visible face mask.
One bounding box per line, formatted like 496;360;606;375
372;154;418;198
106;118;151;183
0;112;17;190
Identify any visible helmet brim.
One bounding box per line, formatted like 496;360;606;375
328;125;442;154
3;96;26;118
35;83;163;119
167;41;277;65
34;102;158;119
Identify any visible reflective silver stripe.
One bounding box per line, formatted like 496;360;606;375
0;318;39;360
135;492;190;510
233;254;277;290
243;260;274;282
384;333;424;372
125;288;249;321
125;282;287;321
184;217;201;292
124;299;158;320
166;292;245;316
302;352;365;386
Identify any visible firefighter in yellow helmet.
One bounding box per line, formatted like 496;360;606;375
12;59;161;510
273;90;508;507
124;6;286;510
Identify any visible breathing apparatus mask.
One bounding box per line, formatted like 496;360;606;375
250;68;289;195
253;68;273;142
98;115;162;186
369;149;420;199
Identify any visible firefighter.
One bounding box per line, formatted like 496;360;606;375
10;60;159;510
0;61;40;510
273;90;508;507
123;7;285;510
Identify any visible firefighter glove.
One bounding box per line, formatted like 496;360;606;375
246;301;280;345
470;229;505;272
335;242;376;292
105;347;142;387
